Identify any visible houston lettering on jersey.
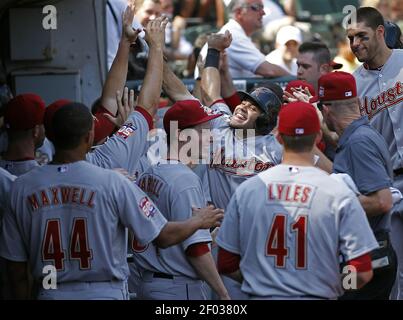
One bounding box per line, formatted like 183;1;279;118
360;81;403;120
267;182;316;208
209;147;275;176
27;186;96;211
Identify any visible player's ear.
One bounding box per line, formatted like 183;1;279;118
376;24;385;39
320;63;331;74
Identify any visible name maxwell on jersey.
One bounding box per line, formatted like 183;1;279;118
27;186;96;211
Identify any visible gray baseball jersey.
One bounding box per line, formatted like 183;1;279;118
354;49;403;189
207;101;283;209
0;159;39;176
86;109;151;174
0;161;167;284
0;167;15;224
134;161;212;278
216;164;378;298
332;116;393;233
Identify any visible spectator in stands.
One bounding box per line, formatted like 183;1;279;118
197;0;290;78
265;25;302;76
161;0;193;61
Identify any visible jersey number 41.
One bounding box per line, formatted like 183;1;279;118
266;214;308;269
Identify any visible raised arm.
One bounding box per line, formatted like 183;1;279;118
201;31;232;106
137;16;169;116
162;61;195;102
220;51;237;99
101;2;141;116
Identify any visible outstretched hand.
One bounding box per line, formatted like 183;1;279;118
207;30;232;51
283;87;311;103
122;2;142;44
144;16;169;49
104;87;135;127
192;205;224;229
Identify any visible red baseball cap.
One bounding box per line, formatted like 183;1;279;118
318;71;357;102
4;93;46;130
44;99;72;141
278;101;320;136
163;100;222;133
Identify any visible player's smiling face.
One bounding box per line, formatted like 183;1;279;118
347;22;382;63
230;100;262;130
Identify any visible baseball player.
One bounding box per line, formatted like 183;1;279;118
0;93;46;176
216;101;378;299
200;31;333;208
130;101;230;300
318;71;396;300
0;103;224;300
347;7;403;299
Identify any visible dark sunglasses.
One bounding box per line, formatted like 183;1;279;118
241;3;264;12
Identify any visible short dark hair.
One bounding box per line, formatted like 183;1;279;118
298;42;331;66
52;102;93;150
280;134;316;152
356;7;384;31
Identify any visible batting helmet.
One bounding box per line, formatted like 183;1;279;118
237;87;282;135
384;21;403;49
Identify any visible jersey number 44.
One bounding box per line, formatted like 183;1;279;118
41;218;93;271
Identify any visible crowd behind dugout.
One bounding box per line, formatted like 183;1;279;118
0;0;403;300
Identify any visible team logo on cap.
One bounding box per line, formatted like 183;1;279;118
295;128;304;135
345;91;352;97
116;122;137;140
139;196;156;218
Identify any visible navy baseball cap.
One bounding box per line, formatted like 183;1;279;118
237;87;282;114
385;21;403;49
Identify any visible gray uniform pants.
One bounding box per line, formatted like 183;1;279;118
136;270;208;300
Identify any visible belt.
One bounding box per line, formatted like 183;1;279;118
140;270;201;283
153;272;174;279
394;168;403;177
